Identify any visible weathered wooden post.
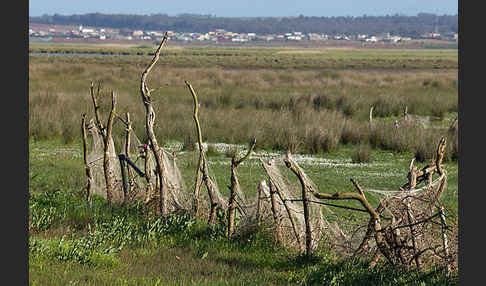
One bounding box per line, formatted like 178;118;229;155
255;180;265;225
406;158;421;271
139;33;169;215
284;152;313;256
81;113;93;205
369;106;374;127
439;206;451;276
268;179;282;243
89;82;117;205
227;138;256;238
141;143;154;206
119;154;128;205
185;81;222;227
124;112;134;196
103;91;117;205
185;80;206;216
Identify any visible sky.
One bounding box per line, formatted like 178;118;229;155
29;0;457;18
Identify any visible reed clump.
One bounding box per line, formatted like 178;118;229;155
351;143;373;163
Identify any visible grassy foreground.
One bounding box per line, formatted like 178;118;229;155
28;138;458;285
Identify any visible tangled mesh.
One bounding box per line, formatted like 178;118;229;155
86;120;123;203
86;119;189;211
84;118;457;272
256;158;331;251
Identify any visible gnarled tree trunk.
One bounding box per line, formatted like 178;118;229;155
139;33;169;215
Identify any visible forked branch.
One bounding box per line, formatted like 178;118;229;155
139;32;169;215
185;80;221;226
227;138;257;237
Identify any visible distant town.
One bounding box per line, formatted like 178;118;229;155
29;23;458;48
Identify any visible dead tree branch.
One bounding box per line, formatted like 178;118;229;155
261;158;303;252
88;83;118;205
139;32;169;215
283;152;313;256
81;113;93;205
102;91;117;204
227;138;256;237
185;81;221;227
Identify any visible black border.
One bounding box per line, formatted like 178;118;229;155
8;0;29;284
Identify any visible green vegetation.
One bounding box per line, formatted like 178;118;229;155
29;138;458;285
29;45;458;159
29;45;458;284
29;43;458;69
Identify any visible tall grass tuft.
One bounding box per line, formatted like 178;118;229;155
182;132;196;151
352;143;373;163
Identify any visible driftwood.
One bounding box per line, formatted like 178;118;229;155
186;80;204;216
139;33;169;216
103;91;117;204
282;135;452;271
399;137;446;194
89;82;118;204
369;106;374;126
363;137;450;269
126;113;133;189
185;81;221;227
142;144;155;207
268;179;283;243
81;113;93;204
227;138;256;237
283;152;391;259
115;123;144;206
439;206;451;276
283;152;314;256
406;159;421;270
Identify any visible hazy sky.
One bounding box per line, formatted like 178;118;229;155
29;0;457;17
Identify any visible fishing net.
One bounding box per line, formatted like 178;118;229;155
84;113;456;271
85;119;124;203
359;172;457;271
85;118;191;212
255;153;456;273
135;139;191;214
256;158;331;252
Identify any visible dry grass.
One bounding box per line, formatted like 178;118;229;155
29;52;457;157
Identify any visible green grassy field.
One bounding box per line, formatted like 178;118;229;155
29;137;457;285
29;44;458;284
29;42;458;70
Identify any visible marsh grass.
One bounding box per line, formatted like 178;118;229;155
29;133;458;285
29;50;457;159
29;48;458;283
351;143;373;163
206;144;220;157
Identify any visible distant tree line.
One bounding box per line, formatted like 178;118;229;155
29;13;457;37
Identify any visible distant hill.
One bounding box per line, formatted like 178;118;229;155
29;13;457;37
